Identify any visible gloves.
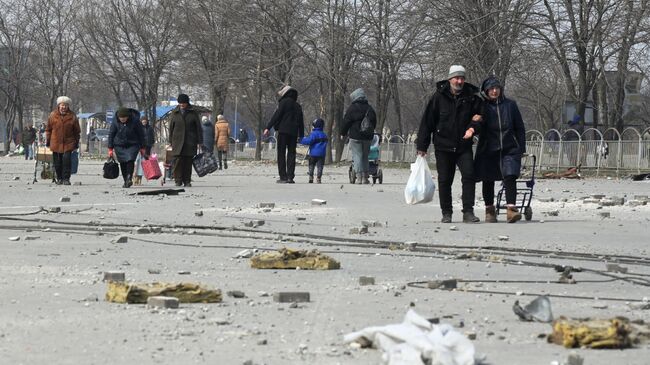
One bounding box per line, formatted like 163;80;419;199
108;148;114;158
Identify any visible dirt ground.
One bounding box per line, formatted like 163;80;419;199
1;156;649;365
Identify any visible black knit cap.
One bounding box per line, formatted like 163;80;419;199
177;94;190;104
117;107;130;118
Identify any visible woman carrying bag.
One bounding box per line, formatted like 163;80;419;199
108;107;146;188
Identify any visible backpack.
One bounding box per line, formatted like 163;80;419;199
360;108;374;136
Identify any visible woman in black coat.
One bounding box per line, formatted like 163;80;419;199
474;77;526;223
108;107;145;188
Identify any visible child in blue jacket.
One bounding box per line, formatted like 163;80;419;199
300;118;328;183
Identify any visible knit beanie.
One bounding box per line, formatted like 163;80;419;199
312;118;325;129
177;94;190;104
116;107;130;118
448;65;466;79
350;88;367;103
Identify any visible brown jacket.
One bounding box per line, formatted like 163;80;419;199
214;119;231;151
46;110;80;153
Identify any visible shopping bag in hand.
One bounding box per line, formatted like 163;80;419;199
142;154;162;180
192;152;219;177
103;157;120;179
404;155;435;204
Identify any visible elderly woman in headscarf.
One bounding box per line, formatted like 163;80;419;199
214;114;231;170
46;96;81;185
474;76;526;223
108;107;145;188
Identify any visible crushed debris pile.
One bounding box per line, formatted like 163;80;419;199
105;282;222;304
250;247;340;270
549;317;632;349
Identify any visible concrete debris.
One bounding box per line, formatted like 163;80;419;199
147;296;180;309
498;235;509;241
177;271;191;275
134;227;151;234
600;197;624;206
427;279;458;290
538;197;554;202
361;220;383;228
449;226;459;231
8;236;20;241
112;235;128;243
599;212;610;218
273;292;310;303
566;352;584;365
349;226;369;234
13;176;19;180
250;248;340;270
233;248;258;259
311;199;327;205
465;331;477;340
583;198;600;204
628;302;650;310
634;195;648;202
103;271;125;282
60;196;71;202
244;220;265;228
133;188;184;196
148;269;161;274
227;290;246;298
195;210;203;216
606;263;628;273
545;210;560;216
359;276;375;286
73;181;82;186
628;200;647;207
105;282;222;304
296;217;306;221
24;235;40;240
404;241;417;250
258;202;275;208
591;194;605;199
47;207;61;213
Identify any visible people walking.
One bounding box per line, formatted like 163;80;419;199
416;65;483;223
300;118;328;183
263;85;305;183
168;93;203;187
201;116;215;154
474;76;526;223
341;88;376;185
46;96;81;185
214;114;231;170
238;128;248;151
141;117;155;156
22;125;37;160
108;107;145;188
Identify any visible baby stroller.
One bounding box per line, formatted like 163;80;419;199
495;153;536;221
348;133;383;184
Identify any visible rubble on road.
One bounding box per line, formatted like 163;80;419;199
549;317;634;348
541;167;581;179
105;282;222;304
250;247;340;270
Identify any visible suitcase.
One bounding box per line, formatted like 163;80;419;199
142;155;162;180
192;152;219;177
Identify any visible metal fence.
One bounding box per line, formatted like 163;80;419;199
85;127;650;174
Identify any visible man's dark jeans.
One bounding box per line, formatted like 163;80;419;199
276;133;297;181
434;149;475;214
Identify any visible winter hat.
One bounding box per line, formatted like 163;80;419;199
312;118;324;129
217;114;225;121
177;93;190;104
350;88;367;103
201;116;209;122
448;65;466;79
116;107;130;118
56;96;72;106
277;85;294;97
481;76;501;92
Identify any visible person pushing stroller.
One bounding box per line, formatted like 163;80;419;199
300;118;328;183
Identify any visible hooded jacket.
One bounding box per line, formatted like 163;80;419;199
300;119;328;157
476;77;525;156
215;116;231;151
265;88;304;138
201;118;215;153
169;105;203;157
416;80;483;153
46;109;81;153
341;88;376;141
108;108;145;162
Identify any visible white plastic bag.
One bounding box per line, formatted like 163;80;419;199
404;155;435;205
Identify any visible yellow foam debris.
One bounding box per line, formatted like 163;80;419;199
250;248;340;270
105;282;222;304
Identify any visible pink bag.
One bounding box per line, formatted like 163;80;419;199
142;155;162;180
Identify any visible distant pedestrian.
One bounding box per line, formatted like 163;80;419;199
214;114;231;170
46;96;81;185
141;117;155;156
341;88;376;184
238;128;248;151
108;107;145;188
201;116;215;154
168;93;203;187
264;85;305;183
22;125;37;160
416;65;483;223
474;76;526;223
300;118;328;183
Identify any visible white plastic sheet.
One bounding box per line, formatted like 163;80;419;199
344;309;478;365
404;155;435;204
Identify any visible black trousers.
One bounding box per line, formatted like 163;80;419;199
308;156;325;178
53;151;72;181
173;156;194;184
217;150;227;168
119;161;135;182
276;133;297;181
482;176;517;206
434;149;475;214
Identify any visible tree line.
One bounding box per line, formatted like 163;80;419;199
1;0;649;160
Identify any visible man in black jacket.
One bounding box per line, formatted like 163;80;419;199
168;93;203;187
416;65;483;223
264;85;305;183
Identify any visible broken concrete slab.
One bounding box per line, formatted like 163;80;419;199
359;276;375;286
147;296;179;309
134;227;151;234
233;248;258;259
599;212;610;218
24;235;40;240
583;198;600;204
103;271;125;282
498;235;509;241
8;236;20;241
349;226;369;234
60;196;71;202
250;248;340;270
258;202;275;208
244;220;265;228
226;290;246;298
628;200;647;207
273;292;310;303
605;263;628;273
105;282;222;304
112;235;128;244
426;279;457;290
361;220;383;228
195;210;203;217
311;199;327;205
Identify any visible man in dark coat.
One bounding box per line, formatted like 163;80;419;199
168;93;203;187
416;65;483;223
141;117;155;156
263;85;305;183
